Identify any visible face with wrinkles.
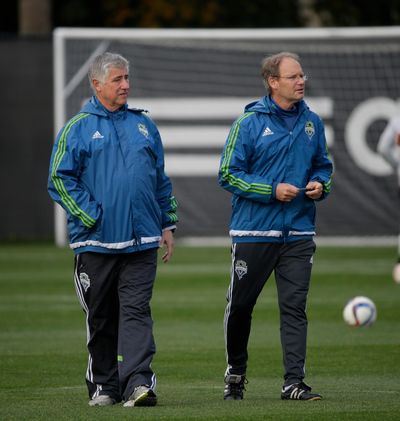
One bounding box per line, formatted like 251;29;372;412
93;66;130;112
268;57;306;110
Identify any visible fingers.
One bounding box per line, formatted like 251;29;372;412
276;182;323;201
162;250;170;263
159;230;174;263
161;244;173;263
305;182;323;199
276;183;300;202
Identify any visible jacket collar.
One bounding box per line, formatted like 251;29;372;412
244;95;308;115
81;96;128;118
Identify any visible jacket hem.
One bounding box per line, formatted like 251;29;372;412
231;230;315;243
229;229;282;237
70;236;161;253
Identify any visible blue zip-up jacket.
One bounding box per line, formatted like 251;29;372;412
48;96;178;254
218;96;332;243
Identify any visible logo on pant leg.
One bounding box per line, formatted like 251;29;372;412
79;272;91;291
235;260;248;280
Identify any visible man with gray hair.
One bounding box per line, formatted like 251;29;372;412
219;52;332;401
48;52;178;408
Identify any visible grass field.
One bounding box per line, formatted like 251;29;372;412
0;242;399;420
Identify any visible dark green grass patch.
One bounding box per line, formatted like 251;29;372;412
0;243;399;420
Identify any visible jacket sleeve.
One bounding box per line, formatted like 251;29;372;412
309;117;333;200
218;114;275;203
47;119;102;228
151;122;178;230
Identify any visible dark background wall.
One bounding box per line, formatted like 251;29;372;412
0;38;54;240
1;0;399;241
1;32;399;242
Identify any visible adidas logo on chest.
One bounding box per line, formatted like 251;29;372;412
92;130;104;139
262;127;274;136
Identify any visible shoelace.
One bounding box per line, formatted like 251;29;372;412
229;378;248;392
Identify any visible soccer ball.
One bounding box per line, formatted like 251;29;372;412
393;263;400;284
343;296;377;327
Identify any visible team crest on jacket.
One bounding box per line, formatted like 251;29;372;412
304;121;315;139
138;123;149;138
235;260;248;280
79;273;90;292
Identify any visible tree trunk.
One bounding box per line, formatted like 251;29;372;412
298;0;322;27
19;0;52;35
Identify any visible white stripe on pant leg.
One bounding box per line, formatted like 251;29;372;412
92;384;102;399
73;257;90;345
223;243;236;366
150;373;157;391
86;354;94;386
73;255;95;388
73;255;88;312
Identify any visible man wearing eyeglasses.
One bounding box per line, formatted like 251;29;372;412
218;52;332;401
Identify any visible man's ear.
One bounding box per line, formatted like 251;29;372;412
267;77;278;91
92;79;101;93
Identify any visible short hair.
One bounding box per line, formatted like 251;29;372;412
261;52;300;93
88;52;129;92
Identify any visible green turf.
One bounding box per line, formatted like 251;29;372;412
0;243;399;420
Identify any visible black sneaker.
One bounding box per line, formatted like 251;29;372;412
281;382;322;401
223;374;247;400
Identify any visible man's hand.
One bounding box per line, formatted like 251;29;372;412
305;181;323;199
276;183;300;202
159;229;174;263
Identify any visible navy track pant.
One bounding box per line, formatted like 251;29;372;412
224;240;316;386
73;248;157;401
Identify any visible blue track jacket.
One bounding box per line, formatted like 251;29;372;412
48;96;178;254
218;96;332;243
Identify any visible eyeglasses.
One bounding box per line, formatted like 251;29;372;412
275;74;308;82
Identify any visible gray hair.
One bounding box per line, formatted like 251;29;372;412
88;52;129;92
261;52;300;93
